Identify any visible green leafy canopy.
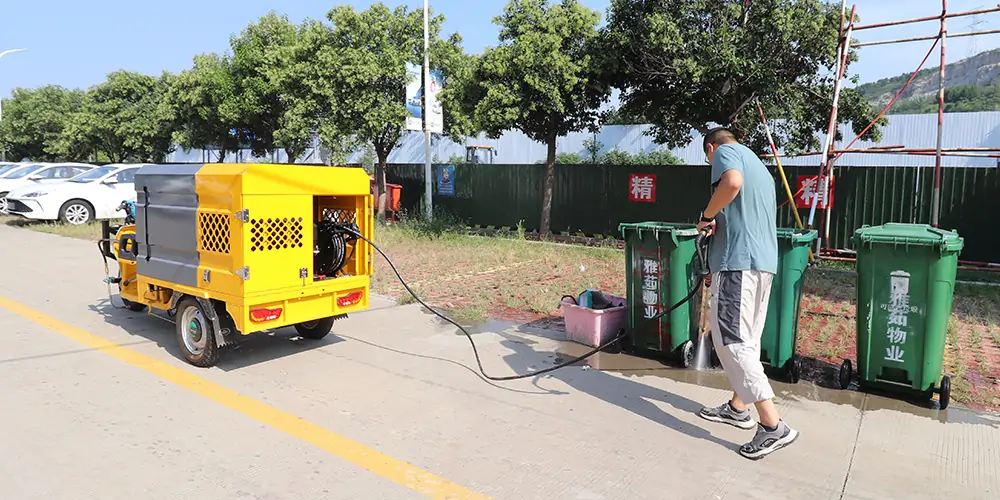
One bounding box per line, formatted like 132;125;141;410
601;0;883;154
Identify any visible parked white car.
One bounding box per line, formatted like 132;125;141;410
4;164;145;225
0;163;27;177
0;162;96;213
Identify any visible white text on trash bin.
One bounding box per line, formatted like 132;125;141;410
884;270;911;364
641;257;659;319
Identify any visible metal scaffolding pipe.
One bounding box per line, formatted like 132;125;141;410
853;28;1000;47
852;4;1000;30
763;148;1000;158
809;4;855;255
933;0;947;227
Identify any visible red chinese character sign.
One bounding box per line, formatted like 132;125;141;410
629;174;656;203
795;175;835;209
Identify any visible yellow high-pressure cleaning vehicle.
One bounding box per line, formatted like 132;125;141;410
99;163;374;367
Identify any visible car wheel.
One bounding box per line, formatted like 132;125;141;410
294;317;336;340
0;197;8;213
175;298;220;367
60;199;94;225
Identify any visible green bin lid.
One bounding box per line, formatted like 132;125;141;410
619;221;700;242
776;227;818;245
852;223;964;253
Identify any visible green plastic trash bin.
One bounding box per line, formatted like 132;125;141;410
760;228;818;383
619;222;704;367
849;223;964;409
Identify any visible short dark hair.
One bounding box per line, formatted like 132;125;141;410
703;127;738;152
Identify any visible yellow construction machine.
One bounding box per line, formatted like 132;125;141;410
99;163;374;367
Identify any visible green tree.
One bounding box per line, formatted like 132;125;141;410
160;53;243;162
230;12;308;160
601;0;883;154
598;147;682;165
0;85;84;161
286;3;470;217
57;71;175;162
455;0;610;234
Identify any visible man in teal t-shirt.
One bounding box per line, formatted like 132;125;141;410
695;127;797;460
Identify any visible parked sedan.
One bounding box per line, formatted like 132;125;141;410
0;162;96;213
4;164;144;225
0;163;27;177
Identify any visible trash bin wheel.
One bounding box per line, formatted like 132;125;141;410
679;340;694;368
786;354;802;384
939;375;951;410
838;359;853;389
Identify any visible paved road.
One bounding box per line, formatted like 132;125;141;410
1;224;998;500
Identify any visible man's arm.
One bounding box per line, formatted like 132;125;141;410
703;169;743;219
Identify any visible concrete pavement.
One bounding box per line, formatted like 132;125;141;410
0;223;998;500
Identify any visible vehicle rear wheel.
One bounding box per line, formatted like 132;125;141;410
294;317;336;340
175;298;220;367
60;199;94;225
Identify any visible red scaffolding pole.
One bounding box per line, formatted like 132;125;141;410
809;1;1000;244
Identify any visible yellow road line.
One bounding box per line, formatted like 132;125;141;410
0;295;491;500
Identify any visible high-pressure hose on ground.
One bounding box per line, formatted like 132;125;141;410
339;225;710;382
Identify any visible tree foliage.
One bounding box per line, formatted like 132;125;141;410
57;71;175;162
453;0;610;234
0;86;84;161
601;0;883;154
281;3;469;215
229;12;306;160
160;53;243;162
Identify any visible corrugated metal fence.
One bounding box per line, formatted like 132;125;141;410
387;163;1000;263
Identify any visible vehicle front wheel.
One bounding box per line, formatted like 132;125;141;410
175;298;220;367
60;199;94;225
294;317;336;340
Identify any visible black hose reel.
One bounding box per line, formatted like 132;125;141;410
313;220;360;277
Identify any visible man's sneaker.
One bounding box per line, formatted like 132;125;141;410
738;421;799;460
698;402;756;429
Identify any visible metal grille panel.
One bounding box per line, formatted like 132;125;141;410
321;208;357;225
249;217;304;252
198;213;231;253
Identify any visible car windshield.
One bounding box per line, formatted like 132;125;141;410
0;165;22;176
5;165;44;179
70;166;116;183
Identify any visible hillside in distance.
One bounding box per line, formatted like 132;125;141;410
856;47;1000;114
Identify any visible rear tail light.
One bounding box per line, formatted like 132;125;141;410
337;291;364;308
249;307;282;323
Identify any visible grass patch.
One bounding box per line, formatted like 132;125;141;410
450;306;486;325
1;214;114;240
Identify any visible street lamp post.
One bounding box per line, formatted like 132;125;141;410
422;0;433;221
0;48;27;162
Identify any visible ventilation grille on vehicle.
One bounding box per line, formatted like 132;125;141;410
321;208;357;225
250;217;304;252
198;213;231;254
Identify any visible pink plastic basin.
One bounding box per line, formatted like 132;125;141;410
561;294;628;348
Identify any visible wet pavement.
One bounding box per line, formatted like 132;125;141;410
1;223;999;500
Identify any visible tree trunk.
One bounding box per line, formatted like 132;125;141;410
375;151;389;220
540;131;557;235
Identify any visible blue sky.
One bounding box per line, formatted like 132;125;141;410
2;0;999;100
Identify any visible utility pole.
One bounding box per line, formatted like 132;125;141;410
0;48;27;162
423;0;433;221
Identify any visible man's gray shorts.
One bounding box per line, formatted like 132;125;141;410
709;269;776;405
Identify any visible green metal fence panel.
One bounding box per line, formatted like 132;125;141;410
386;163;1000;262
